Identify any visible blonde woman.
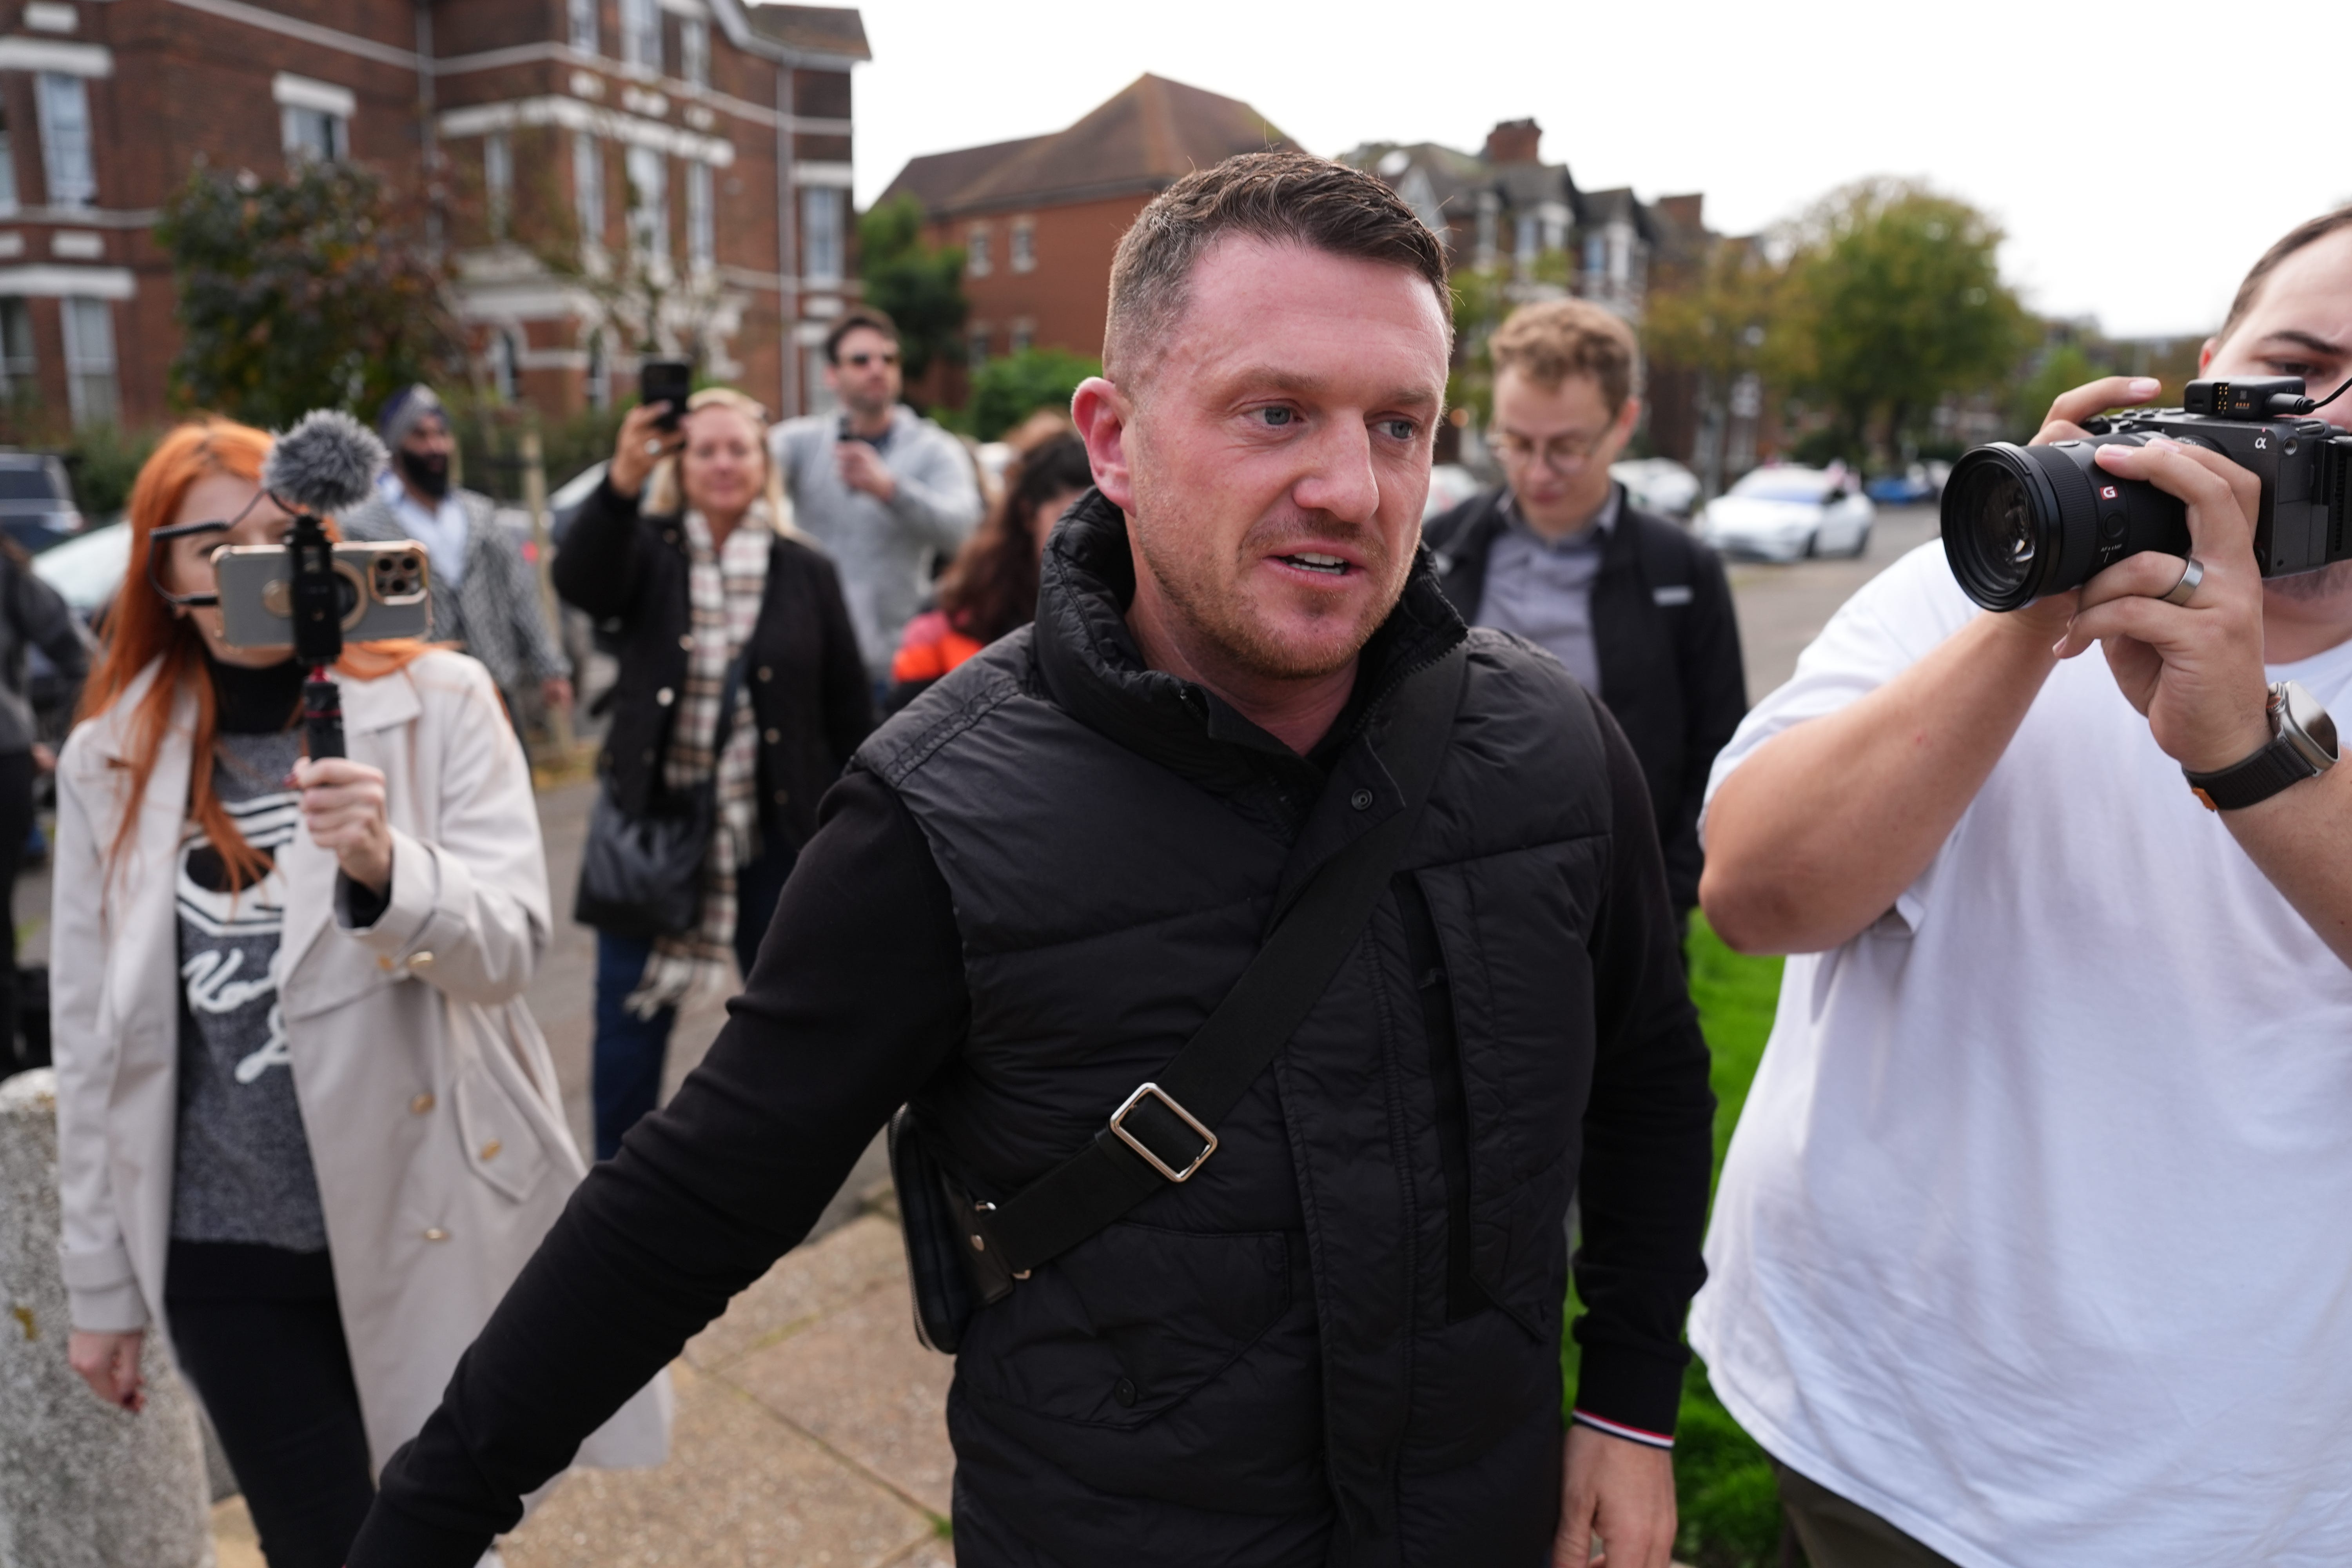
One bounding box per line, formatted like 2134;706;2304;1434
559;387;871;1157
54;420;668;1568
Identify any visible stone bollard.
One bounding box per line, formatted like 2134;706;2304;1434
0;1069;213;1568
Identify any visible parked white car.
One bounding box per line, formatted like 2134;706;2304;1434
1697;465;1875;561
1610;457;1700;518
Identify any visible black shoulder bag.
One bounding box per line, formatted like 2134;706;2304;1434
890;642;1469;1352
574;650;751;940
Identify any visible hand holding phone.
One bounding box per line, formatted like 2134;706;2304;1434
640;359;693;432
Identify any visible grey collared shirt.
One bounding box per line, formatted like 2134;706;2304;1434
1472;488;1620;693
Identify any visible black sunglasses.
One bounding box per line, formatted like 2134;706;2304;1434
840;351;899;368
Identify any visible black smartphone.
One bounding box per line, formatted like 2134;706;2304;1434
640;359;693;431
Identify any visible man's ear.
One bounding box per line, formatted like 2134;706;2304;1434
1615;395;1643;440
1071;376;1137;512
2197;338;2218;374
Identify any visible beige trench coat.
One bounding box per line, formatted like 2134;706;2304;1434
49;650;669;1474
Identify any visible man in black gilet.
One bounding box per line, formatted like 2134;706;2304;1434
352;151;1714;1568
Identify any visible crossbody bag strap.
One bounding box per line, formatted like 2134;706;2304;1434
985;641;1470;1277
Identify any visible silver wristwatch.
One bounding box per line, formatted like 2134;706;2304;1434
2183;681;2339;811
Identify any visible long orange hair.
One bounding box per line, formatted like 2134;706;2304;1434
81;417;434;889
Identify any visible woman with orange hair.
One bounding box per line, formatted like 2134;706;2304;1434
49;419;668;1568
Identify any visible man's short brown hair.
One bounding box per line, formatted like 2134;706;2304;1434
2218;205;2352;347
1103;150;1450;383
1488;299;1641;416
825;307;898;364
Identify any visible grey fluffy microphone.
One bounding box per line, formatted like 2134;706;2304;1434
262;410;390;761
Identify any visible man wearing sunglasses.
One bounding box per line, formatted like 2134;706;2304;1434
1426;299;1746;925
771;308;985;691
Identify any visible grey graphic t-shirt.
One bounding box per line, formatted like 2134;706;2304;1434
169;725;328;1249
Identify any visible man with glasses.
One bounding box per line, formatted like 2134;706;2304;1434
1427;299;1746;922
771;308;985;690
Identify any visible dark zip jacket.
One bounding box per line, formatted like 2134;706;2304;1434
352;492;1715;1568
1424;484;1746;913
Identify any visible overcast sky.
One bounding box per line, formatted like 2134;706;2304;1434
848;0;2351;342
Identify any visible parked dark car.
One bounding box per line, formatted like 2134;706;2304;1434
0;453;86;555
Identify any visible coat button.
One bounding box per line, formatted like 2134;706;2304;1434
410;1092;435;1115
377;954;396;972
407;951;435;971
664;529;678;543
763;727;780;744
479;1139;503;1161
642;748;656;763
1113;1377;1137;1408
1350;788;1374;810
773;789;789;806
679;633;695;650
423;1227;449;1242
656;686;675;706
757;666;772;682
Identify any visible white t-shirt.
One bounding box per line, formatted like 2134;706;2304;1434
1691;541;2352;1568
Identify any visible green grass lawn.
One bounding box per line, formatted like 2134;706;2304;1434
1561;916;1788;1568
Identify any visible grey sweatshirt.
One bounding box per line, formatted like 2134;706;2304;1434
771;406;984;680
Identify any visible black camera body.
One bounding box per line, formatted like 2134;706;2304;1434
1942;376;2352;611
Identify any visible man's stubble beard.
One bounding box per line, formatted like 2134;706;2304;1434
2264;559;2352;604
1128;464;1408;683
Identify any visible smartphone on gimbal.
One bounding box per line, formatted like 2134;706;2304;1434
212;542;433;650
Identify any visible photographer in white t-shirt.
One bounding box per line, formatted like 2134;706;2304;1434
1693;209;2352;1568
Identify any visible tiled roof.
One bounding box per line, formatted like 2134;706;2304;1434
877;74;1293;218
745;4;871;61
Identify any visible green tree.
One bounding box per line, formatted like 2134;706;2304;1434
966;348;1098;441
1644;236;1800;489
157;161;457;427
858;195;966;384
1780;180;2030;462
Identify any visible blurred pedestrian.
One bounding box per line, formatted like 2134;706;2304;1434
0;536;85;1071
559;388;871;1159
886;429;1091;710
1695;209;2352;1565
342;385;574;731
350;151;1708;1568
52;420;668;1568
769;309;985;693
1425;300;1746;924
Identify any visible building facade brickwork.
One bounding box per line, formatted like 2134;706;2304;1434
0;0;866;442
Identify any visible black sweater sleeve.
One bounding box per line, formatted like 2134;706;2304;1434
550;477;648;619
1568;693;1717;1440
350;769;969;1567
1668;543;1748;911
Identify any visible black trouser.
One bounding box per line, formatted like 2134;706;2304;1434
0;748;32;1069
168;1243;375;1568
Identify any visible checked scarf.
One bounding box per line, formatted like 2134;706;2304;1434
626;501;774;1017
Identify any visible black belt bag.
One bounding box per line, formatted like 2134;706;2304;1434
573;651;750;940
889;642;1468;1353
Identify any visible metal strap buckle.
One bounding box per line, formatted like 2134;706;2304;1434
1107;1082;1218;1183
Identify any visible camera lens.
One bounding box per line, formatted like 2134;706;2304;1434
1941;440;2188;611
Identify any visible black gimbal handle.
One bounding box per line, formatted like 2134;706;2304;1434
287;512;346;760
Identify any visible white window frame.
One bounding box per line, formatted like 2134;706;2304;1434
488;327;521;402
36;71;95;209
568;0;600;52
618;0;662;73
62;294;116;427
572;131;605;249
274;73;352;166
0;107;18;218
966;223;991;278
586;328;610;411
800;184;840;284
685;159;713;271
679;17;708;88
484;132;513;239
625;144;668;265
967;325;989;368
1009;218;1035;274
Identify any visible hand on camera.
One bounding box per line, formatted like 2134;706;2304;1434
67;1328;145;1414
294;756;394;893
1990;376;2172;643
609;403;685;499
2051;436;2273;773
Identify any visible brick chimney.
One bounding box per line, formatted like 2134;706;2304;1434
1483;118;1542;166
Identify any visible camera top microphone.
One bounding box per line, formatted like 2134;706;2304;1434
262;409;389;519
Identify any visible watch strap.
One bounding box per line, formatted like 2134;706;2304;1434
2184;733;2320;811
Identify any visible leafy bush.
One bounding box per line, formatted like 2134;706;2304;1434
859;195;967;385
965;349;1099;442
61;423;160;520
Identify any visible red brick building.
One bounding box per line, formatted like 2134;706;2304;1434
0;0;867;436
876;74;1290;403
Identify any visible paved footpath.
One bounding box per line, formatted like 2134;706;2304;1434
183;513;1952;1564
